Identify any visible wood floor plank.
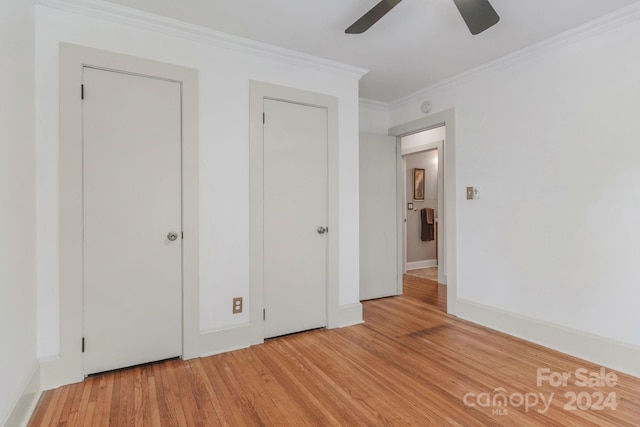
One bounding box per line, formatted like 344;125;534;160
145;371;163;427
107;372;121;423
150;363;175;426
133;367;144;426
70;375;94;427
98;372;115;427
84;400;96;427
29;275;640;426
47;386;69;426
162;360;192;426
56;379;79;426
157;360;190;426
184;359;227;426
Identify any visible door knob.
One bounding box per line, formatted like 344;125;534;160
167;231;178;241
317;226;327;234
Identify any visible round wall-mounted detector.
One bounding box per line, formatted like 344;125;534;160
421;100;432;114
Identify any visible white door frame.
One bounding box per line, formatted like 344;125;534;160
44;43;199;389
389;109;458;316
249;81;340;345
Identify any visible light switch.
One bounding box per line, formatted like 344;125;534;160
466;186;480;200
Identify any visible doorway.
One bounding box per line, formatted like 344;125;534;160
389;109;457;316
53;44;199;387
403;148;440;275
401;126;445;286
249;81;340;345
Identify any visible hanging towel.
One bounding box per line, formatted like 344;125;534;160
426;208;434;225
421;208;435;242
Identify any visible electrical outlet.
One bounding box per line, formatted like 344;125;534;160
466;187;474;200
233;297;243;314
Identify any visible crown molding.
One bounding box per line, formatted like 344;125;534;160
35;0;368;79
359;97;390;112
390;1;640;109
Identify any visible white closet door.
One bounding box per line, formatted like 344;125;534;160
263;98;328;338
82;67;182;374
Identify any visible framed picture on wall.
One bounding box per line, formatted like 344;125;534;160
413;168;425;201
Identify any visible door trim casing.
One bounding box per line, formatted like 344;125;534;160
389;109;457;316
249;81;340;344
43;43;199;389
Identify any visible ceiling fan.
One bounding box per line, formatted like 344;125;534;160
345;0;500;35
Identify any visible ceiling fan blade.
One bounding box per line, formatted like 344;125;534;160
451;0;500;35
345;0;402;34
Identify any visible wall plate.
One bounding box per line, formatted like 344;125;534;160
466;187;474;200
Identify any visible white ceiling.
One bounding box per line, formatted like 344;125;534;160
103;0;638;103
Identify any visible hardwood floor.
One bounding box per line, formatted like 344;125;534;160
402;273;447;312
405;267;439;282
30;294;640;426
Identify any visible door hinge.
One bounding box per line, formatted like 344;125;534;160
262;112;265;124
81;84;84;100
82;337;85;353
263;309;266;320
182;231;184;239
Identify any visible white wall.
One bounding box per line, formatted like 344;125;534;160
0;0;38;424
36;2;363;361
389;13;640;369
359;100;390;135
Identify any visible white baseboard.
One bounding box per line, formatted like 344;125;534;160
2;361;41;427
199;304;363;358
40;354;84;392
336;303;364;327
199;324;253;358
406;259;437;271
456;299;640;378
